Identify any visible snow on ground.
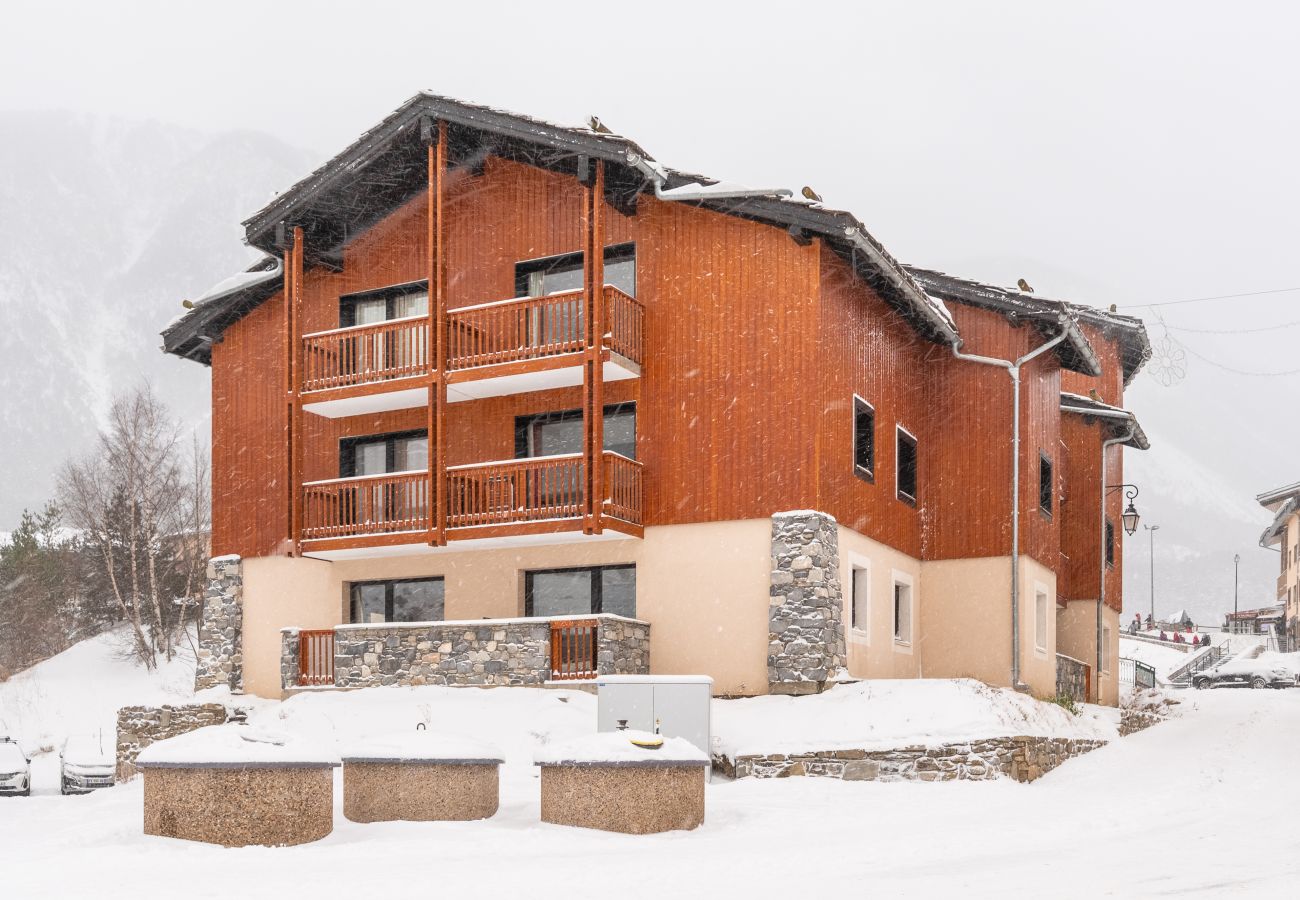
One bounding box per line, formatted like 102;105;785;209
1118;636;1200;678
712;678;1115;757
0;628;195;753
2;688;1298;898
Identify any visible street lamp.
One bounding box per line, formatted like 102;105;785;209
1144;524;1160;624
1106;484;1142;535
1234;553;1241;623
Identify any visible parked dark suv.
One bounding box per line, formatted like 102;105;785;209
1192;659;1296;690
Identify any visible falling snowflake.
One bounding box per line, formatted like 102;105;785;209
1148;335;1187;386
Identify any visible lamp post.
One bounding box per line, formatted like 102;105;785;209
1234;553;1241;626
1145;524;1160;624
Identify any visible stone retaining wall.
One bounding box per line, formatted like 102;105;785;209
768;511;844;694
1055;653;1089;703
193;556;242;692
717;735;1107;784
116;704;230;781
313;616;650;690
1119;709;1164;737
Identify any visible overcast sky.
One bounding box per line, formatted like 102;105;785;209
3;0;1297;615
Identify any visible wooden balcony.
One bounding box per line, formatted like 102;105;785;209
300;451;642;553
300;286;643;418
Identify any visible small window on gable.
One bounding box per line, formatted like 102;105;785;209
851;565;870;632
853;397;875;481
1039;452;1053;517
1105;518;1116;568
896;427;918;507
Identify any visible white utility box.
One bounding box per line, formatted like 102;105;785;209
595;675;713;758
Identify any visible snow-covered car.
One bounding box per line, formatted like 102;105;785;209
59;735;116;795
0;738;31;797
1192;659;1296;690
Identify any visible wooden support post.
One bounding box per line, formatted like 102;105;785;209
287;226;305;555
431;121;449;546
581;162;606;534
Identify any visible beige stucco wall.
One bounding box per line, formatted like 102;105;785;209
1057;600;1120;706
240;520;772;699
837;526;923;680
241;556;340;699
916;555;1058;700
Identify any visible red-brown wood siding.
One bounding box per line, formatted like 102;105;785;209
1058;415;1125;611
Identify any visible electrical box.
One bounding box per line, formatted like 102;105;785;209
595;675;713;758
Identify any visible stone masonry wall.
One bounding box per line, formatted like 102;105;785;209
597;617;651;675
719;735;1107;784
116;704;229;781
193;556;243;693
281;628;301;692
769;512;845;694
1056;653;1089;703
324;616;651;689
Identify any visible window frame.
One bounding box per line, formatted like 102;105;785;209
849;556;871;638
514;243;637;298
852;395;875;483
1038;451;1054;518
896;425;918;507
514;402;636;460
523;564;636;618
338;279;429;327
1105;518;1116;569
348;576;446;624
891;571;914;649
339;429;428;478
1034;583;1050;654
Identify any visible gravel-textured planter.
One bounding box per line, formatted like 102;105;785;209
342;734;504;823
535;732;709;835
136;726;339;847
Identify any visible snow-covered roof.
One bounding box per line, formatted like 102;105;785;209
161;256;282;363
1256;481;1300;512
1260;496;1296;548
533;730;709;767
908;267;1152;386
1060;392;1150;450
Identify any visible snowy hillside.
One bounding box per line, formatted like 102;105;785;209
0;112;315;526
0;627;195;753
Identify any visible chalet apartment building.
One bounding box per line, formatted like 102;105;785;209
1259;482;1300;651
163;94;1150;706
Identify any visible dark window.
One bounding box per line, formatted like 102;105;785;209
340;430;428;477
514;403;636;460
350;578;444;624
896;427;918;506
853;397;875;481
1105;519;1116;568
514;244;636;298
1039;452;1053;516
339;280;428;327
524;565;636;618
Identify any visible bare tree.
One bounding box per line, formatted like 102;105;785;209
58;386;208;669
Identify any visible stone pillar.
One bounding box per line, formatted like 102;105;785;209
768;511;845;694
194;556;243;693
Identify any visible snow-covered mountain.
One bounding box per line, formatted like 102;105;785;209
0;112;314;525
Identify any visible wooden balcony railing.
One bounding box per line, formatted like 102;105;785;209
300;454;643;542
298;629;336;687
603;286;643;364
301;471;430;540
302;316;428;392
447;286;644;370
603;452;643;525
446;454;586;529
550;619;598;680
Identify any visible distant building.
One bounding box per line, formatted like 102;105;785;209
1257;482;1299;651
1223;605;1284;637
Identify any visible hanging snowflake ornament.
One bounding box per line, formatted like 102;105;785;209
1148;335;1187;386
